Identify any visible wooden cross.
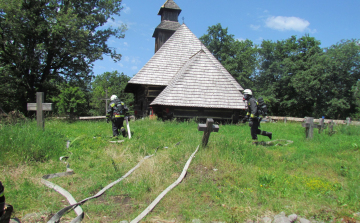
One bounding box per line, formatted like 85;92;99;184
27;92;53;129
346;117;351;126
328;120;336;135
301;117;327;139
98;89;110;115
198;118;219;147
317;117;327;134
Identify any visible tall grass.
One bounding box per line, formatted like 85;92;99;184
0;118;359;222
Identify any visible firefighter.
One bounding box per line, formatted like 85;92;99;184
0;181;4;218
0;181;13;222
106;95;128;137
242;89;272;141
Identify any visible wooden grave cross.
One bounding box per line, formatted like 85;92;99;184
98;89;110;115
301;117;327;139
317;117;327;134
27;92;53;129
198;118;219;147
328;120;336;135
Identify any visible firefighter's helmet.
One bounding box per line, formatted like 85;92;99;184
110;95;118;101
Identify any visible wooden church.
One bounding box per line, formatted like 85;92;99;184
124;0;246;122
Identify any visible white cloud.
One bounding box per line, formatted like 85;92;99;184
118;63;124;67
131;66;138;70
265;16;310;32
122;4;130;14
124;42;128;46
250;24;261;31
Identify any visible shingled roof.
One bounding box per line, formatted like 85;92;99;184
150;49;245;109
152;20;181;37
128;24;243;91
158;0;181;15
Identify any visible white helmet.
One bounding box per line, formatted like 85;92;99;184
110;95;118;101
243;89;252;95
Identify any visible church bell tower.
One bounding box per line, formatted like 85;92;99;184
152;0;182;53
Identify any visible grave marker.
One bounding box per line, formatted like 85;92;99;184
328;120;336;135
27;92;52;129
301;117;328;139
302;117;315;139
198;118;219;147
346;117;351;126
317;117;327;134
98;89;110;115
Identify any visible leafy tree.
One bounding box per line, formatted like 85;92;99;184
256;35;323;117
319;39;360;119
0;0;126;114
200;23;257;89
52;83;88;118
90;71;133;116
199;23;235;62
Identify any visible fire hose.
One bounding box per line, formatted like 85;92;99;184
42;154;155;223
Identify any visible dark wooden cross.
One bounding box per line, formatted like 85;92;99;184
98;89;110;115
27;92;53;129
317;118;327;134
328;120;336;135
302;117;315;139
198;118;219;147
301;117;327;139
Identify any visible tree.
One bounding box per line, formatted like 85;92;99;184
200;23;257;89
90;71;133;116
52;83;88;117
256;35;323;117
200;23;236;62
0;0;126;114
320;39;360;119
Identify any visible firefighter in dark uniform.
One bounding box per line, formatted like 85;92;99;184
0;181;4;218
242;89;272;141
106;95;128;137
0;181;13;222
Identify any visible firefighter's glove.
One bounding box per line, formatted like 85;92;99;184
242;115;249;123
248;118;254;127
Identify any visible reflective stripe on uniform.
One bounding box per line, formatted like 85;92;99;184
250;114;255;118
246;112;250;116
111;103;115;107
115;115;124;118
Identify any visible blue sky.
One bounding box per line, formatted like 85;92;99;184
92;0;360;78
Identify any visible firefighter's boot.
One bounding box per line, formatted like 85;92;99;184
261;131;272;140
121;127;126;137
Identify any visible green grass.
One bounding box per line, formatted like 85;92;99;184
0;118;359;222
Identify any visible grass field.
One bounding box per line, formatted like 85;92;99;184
0;118;359;222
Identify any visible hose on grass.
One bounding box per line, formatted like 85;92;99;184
42;154;155;223
130;145;200;223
